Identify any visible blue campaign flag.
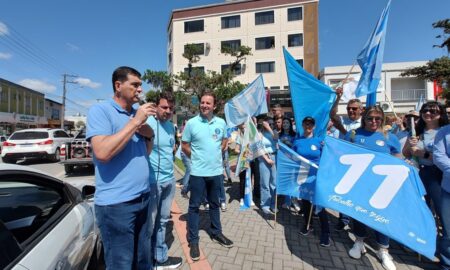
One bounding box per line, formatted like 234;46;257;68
355;0;391;107
224;75;267;127
276;142;319;202
240;168;253;210
316;137;436;259
283;47;335;139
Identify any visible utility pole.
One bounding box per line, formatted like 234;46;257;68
61;74;78;129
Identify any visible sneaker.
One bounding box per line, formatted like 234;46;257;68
211;233;233;248
377;248;396;270
291;199;301;212
204;204;209;211
251;200;255;206
189;244;200;261
239;199;244;206
270;207;279;214
319;233;330;247
335;220;350;232
299;227;313;236
261;207;272;215
155;256;182;269
348;239;366;259
220;202;227;212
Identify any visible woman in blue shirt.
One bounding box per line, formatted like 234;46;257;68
345;106;401;270
292;117;330;247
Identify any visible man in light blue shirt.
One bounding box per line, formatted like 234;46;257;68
147;91;182;269
182;91;234;261
87;66;156;270
433;124;450;270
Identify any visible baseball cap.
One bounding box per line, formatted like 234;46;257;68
302;116;315;125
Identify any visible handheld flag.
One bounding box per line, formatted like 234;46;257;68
240;168;253;210
354;0;391;107
276;142;318;202
283;47;335;138
224;75;267;127
235;118;265;177
316;137;436;259
415;94;424;111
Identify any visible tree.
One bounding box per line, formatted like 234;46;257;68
401;19;450;105
75;120;85;129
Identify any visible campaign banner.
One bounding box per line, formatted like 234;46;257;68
316;137;436;259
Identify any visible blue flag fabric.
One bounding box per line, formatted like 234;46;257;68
316;137;436;259
283;47;335;138
224;75;267;128
355;0;391;107
240;168;253;210
276;142;319;202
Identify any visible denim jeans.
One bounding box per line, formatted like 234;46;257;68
188;175;222;244
95;189;155;270
353;219;390;248
419;165;443;219
258;154;276;210
223;150;231;180
440;189;450;268
181;152;191;193
152;180;176;263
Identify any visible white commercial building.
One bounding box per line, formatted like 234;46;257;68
320;61;435;115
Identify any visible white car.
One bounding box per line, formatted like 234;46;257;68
1;129;71;164
0;164;103;270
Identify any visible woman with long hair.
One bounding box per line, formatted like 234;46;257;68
346;106;401;270
403;101;448;218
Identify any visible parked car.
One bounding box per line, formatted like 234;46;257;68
0;136;8;154
60;128;94;174
0;164;103;270
1;129;71;164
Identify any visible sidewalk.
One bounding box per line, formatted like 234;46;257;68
167;165;439;270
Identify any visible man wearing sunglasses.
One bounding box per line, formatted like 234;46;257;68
329;87;363;231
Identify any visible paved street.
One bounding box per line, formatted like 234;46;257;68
4;159;440;270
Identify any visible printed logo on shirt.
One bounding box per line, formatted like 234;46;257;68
169;138;175;147
311;145;318;151
376;140;385;147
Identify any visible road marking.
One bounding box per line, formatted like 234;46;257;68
171;201;212;270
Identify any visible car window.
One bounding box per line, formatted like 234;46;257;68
0;179;66;267
54;130;70;138
10;132;49;140
75;129;86;139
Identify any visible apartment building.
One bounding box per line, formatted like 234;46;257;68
168;0;319;111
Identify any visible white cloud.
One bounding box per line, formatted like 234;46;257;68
74;77;101;89
66;42;80;52
0;52;12;59
0;22;9;35
18;79;57;93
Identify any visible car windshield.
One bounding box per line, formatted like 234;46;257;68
74;129;86;139
10;132;49;140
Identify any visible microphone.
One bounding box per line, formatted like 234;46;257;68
138;93;146;105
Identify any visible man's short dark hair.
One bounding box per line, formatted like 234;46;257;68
272;104;282;109
156;91;175;105
112;66;141;92
201;90;216;105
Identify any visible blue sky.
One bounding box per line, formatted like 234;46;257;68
0;0;449;116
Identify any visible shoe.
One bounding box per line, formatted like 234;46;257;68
251;200;255;206
270;207;279;214
377;248;396;270
291;199;301;212
211;233;233;248
189;244;200;261
348;239;366;259
335;220;350;232
204;204;209;211
262;207;272;215
239;199;244;206
220;202;227;212
299;227;313;236
319;233;330;247
155;256;182;269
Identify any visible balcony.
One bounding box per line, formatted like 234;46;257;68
391;89;426;102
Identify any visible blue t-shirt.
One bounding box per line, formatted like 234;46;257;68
279;133;295;146
182;115;226;177
344;128;401;155
147;116;175;183
292;136;322;164
86;99;151;206
261;131;276;154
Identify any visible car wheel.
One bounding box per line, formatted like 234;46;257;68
1;157;15;164
64;164;73;174
52;148;60;162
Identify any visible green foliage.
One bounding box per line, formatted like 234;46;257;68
142;70;172;92
432;19;450;53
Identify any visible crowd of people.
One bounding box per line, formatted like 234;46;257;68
86;66;450;270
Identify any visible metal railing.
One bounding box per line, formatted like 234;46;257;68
391;89;426;101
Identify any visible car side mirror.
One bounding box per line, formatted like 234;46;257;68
82;185;95;199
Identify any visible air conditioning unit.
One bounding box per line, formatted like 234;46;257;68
379;101;394;113
205;42;211;51
241;63;246;73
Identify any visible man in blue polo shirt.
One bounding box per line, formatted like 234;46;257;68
147;91;182;269
87;66;157;270
182;91;234;261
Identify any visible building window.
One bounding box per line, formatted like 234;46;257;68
221;40;241;52
255;36;275;50
256;62;275;73
184;43;204;55
296;59;304;67
184;66;205;76
288;7;302;21
221;64;242;75
168;52;172;65
221;15;240;29
270;86;280;90
184;20;204;33
255;11;274;25
288;34;303;47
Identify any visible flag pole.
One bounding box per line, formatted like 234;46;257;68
306;203;314;231
274;194;278;229
384;92;398;118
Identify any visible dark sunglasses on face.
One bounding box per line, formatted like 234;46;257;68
366;116;382;122
346;107;359;111
421;108;440;115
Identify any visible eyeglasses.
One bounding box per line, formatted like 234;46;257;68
421;108;440;115
366;117;382;122
346;107;359;111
